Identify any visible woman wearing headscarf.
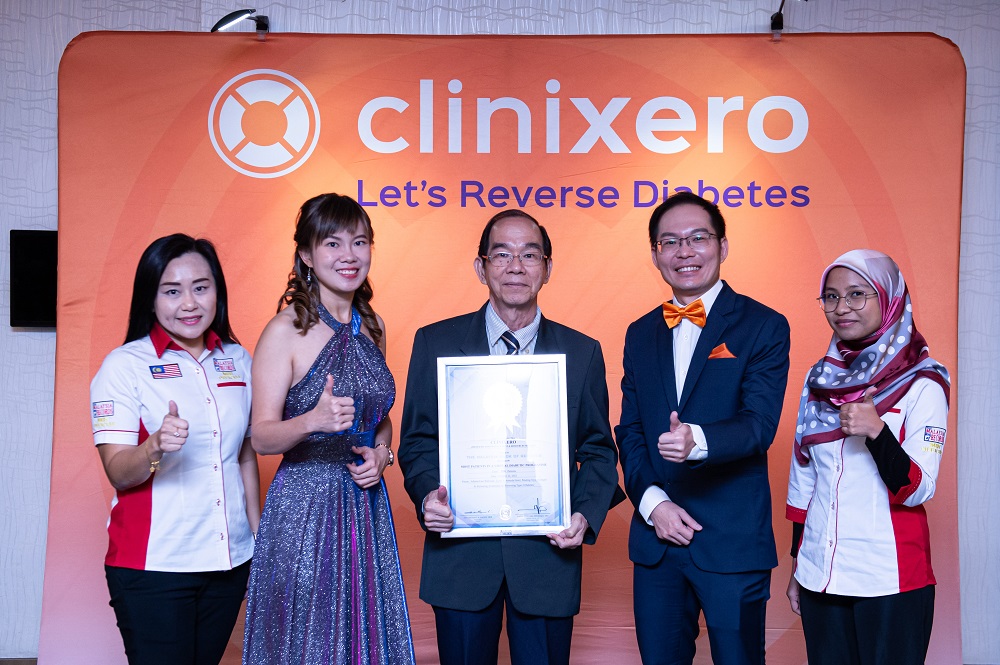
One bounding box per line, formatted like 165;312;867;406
785;249;950;665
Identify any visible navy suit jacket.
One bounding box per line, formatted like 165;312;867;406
399;304;620;617
616;282;790;573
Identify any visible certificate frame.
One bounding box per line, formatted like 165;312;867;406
437;354;571;538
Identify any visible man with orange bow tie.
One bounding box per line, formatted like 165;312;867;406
616;192;791;665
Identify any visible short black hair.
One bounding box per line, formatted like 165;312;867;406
125;234;238;345
648;191;727;246
478;209;552;259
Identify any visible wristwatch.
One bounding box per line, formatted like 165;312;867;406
375;441;394;466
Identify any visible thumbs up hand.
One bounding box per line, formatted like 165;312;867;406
657;410;696;463
840;386;884;439
308;374;356;434
423;485;454;533
156;400;189;454
669;411;683;433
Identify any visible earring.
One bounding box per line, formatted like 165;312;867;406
306;267;312;286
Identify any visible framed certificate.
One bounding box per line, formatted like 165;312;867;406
437;354;571;538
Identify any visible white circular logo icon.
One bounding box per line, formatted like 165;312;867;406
208;69;320;178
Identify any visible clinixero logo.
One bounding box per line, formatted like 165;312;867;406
208;69;320;178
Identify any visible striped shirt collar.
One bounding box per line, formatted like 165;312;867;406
485;302;542;355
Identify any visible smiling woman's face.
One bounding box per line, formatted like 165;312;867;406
823;266;882;341
153;252;217;355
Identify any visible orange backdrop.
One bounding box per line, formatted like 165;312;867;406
42;33;965;663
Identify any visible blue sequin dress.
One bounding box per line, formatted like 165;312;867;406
243;306;414;665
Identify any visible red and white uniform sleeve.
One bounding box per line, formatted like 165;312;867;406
895;379;948;507
786;452;815;526
786;374;816;525
91;348;144;446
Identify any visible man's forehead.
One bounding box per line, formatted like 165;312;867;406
488;217;544;246
655;204;712;236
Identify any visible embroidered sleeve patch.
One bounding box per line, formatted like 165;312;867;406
213;356;243;384
924;426;946;444
214;358;236;372
92;401;114;418
149;363;182;379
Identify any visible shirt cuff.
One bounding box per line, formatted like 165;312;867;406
639;485;671;524
685;424;708;461
93;430;140;446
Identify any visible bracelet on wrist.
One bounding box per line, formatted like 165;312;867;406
145;445;161;473
374;441;394;467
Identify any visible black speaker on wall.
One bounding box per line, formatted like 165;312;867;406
9;229;58;328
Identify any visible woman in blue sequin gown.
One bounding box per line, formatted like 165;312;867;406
243;193;414;665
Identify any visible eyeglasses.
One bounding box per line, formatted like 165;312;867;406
654;233;718;254
481;251;548;268
816;291;878;312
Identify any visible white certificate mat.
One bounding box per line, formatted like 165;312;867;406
437;354;571;538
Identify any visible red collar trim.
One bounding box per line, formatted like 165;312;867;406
205;330;223;352
150;323;223;358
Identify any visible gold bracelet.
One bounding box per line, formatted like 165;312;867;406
146;446;161;473
375;441;394;467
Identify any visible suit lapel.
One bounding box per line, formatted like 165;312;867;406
459;304;492;356
654;313;679;412
678;282;736;412
466;306;553;355
535;316;555;354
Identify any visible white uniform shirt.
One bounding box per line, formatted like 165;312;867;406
91;324;254;572
787;377;948;596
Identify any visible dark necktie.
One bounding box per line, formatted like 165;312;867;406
500;330;520;355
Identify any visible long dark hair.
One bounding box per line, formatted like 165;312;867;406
279;193;382;346
125;234;238;345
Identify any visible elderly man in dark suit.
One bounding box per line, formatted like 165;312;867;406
398;209;620;665
617;192;791;665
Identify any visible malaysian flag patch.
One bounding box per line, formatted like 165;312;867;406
150;363;182;379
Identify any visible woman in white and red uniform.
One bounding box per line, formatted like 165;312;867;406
90;234;260;665
785;249;950;665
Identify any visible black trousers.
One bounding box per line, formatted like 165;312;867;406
433;580;574;665
105;561;251;665
799;584;935;665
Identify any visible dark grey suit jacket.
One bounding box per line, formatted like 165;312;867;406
399;303;620;617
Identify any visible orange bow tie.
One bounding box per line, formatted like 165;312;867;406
662;300;707;328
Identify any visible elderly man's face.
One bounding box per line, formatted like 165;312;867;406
474;216;551;314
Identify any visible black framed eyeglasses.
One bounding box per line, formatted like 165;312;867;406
654;233;718;254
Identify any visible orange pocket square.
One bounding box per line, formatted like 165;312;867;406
708;343;736;359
